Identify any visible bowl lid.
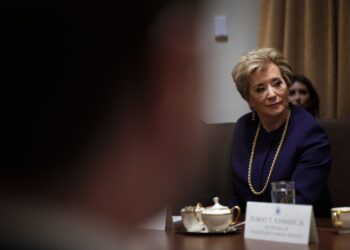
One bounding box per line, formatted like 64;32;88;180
202;197;231;215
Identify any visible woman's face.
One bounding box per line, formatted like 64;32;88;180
288;81;310;109
247;63;289;120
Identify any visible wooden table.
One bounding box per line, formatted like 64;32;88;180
126;219;350;249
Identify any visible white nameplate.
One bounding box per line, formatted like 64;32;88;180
244;202;318;245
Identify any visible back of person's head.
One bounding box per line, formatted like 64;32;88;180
2;0;201;225
2;1;166;188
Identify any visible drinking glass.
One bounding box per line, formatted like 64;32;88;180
271;181;295;204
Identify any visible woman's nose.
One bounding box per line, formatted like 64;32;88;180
294;93;301;102
266;85;276;99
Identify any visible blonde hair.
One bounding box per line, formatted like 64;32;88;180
231;48;293;100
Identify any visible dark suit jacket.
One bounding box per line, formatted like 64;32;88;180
230;104;332;217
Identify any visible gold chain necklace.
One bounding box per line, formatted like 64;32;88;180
247;108;291;195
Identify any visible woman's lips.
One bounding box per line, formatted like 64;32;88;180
267;102;282;108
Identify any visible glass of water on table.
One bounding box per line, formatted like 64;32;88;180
271;181;295;204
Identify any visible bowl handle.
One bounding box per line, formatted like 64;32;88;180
194;203;204;224
332;210;343;228
230;206;241;225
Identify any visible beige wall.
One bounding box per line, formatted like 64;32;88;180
198;0;260;123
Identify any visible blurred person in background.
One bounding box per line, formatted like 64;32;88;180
1;0;202;248
289;74;320;118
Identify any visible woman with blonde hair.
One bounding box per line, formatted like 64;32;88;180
230;48;331;217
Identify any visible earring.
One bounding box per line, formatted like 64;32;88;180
252;110;255;121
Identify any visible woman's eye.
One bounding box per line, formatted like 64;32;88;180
289;90;296;96
256;87;265;93
299;89;308;95
273;80;282;88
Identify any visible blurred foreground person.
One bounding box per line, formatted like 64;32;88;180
1;1;202;249
289;74;320;117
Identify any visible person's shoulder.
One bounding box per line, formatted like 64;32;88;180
235;112;256;129
290;104;328;137
236;112;253;125
234;111;259;135
292;104;318;126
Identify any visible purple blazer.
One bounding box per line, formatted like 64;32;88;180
230;104;332;217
